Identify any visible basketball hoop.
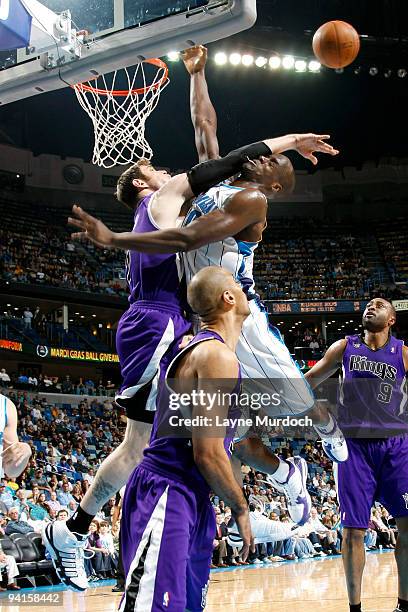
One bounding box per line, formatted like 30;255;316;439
72;59;169;168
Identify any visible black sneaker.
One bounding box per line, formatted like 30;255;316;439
112;584;125;592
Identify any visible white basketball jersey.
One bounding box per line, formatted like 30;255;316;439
181;184;259;297
0;394;7;479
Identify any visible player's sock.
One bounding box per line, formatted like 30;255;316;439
272;457;290;482
66;505;94;536
349;604;361;612
397;598;408;611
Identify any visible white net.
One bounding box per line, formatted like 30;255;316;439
73;59;169;168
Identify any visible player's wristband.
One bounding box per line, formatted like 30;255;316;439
187;141;272;196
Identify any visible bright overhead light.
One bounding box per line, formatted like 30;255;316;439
384;69;392;78
282;55;295;69
255;56;268;67
398;68;407;78
167;52;179;61
241;54;254;66
269;56;281;69
92;314;96;317
80;315;85;319
308;60;321;72
229;53;242;66
75;312;80;315
214;52;227;65
369;66;378;76
295;59;307;72
6;304;11;307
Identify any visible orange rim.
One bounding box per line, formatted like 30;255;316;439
72;58;168;96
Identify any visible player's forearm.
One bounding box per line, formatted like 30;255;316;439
195;450;247;515
111;227;194;253
263;134;297;154
190;71;219;161
234;437;279;474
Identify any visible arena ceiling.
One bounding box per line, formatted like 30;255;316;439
0;0;407;170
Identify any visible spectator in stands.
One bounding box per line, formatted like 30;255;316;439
98;521;118;576
32;306;41;329
29;468;49;492
70;483;83;504
57;482;75;508
212;513;229;568
28;374;38;389
371;508;396;548
306;507;340;555
61;376;73;394
5;507;32;535
27;492;49;521
309;337;320;351
23;307;33;330
57;509;69;521
0;369;10;388
67;500;78;517
45;491;61;514
0;541;20;591
12;490;29;518
84;521;107;581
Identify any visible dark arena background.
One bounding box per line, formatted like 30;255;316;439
0;1;407;610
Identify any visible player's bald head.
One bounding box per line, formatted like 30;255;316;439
187;266;241;320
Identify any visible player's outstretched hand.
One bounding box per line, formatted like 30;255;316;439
181;45;208;74
294;133;339;165
69;205;115;248
235;509;253;562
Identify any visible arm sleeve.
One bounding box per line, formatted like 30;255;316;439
187;141;272;196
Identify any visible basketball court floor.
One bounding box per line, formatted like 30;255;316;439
0;551;396;611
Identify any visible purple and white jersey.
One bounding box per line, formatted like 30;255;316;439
140;329;241;494
338;334;408;434
126;193;187;310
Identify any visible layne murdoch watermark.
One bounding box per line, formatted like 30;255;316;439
167;412;313;429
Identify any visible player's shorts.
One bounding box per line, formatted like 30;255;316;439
236;298;315;417
335;436;408;529
115;301;191;422
119;466;214;612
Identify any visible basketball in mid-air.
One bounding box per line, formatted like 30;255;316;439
312;20;360;69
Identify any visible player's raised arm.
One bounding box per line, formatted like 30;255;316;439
189;341;252;561
148;133;338;228
2;397;31;478
182;45;220;162
305;339;348;389
70;187;266;253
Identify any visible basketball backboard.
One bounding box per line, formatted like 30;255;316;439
0;0;257;106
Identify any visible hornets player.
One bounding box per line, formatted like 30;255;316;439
0;394;31;478
305;298;408;612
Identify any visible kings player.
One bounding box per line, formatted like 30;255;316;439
306;298;408;612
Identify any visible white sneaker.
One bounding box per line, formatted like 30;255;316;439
42;521;89;591
267;457;311;525
321;436;348;463
251;558;263;565
262;557;272;564
314;419;348;463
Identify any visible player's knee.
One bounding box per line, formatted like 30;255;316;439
343;528;365;547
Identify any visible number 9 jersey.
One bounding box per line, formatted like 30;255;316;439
338;334;408;436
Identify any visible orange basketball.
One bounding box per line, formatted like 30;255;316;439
312;20;360;69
